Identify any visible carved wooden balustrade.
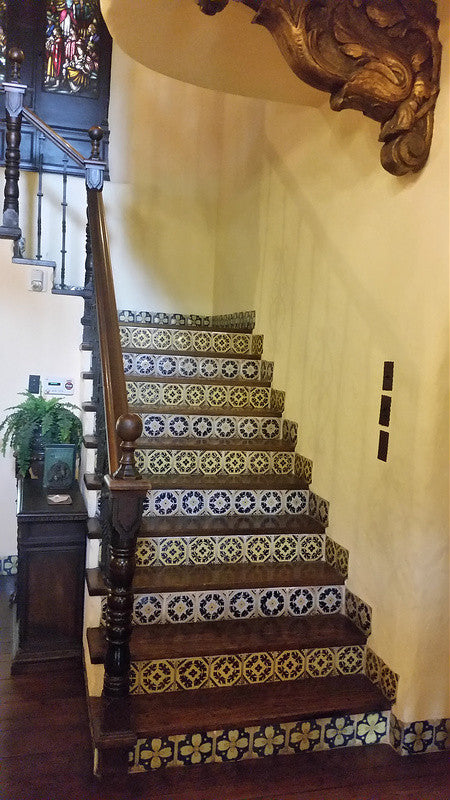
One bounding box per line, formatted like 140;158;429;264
197;0;442;176
0;48;150;699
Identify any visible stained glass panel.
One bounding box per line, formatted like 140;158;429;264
44;0;101;96
0;0;7;82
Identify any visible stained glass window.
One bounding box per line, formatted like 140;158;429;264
0;0;7;82
44;0;101;96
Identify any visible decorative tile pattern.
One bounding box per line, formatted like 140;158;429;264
131;585;343;626
211;310;256;332
344;588;372;635
363;647;399;703
325;536;349;579
134;448;311;481
118;310;213;328
122;353;273;383
120;326;262;356
140;413;297;444
127;382;284;412
0;554;18;575
389;713;450;756
129;709;391;773
143;489;328;524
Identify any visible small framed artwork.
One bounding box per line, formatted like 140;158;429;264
43;444;76;490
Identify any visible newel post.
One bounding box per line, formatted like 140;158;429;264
102;413;148;698
0;47;26;238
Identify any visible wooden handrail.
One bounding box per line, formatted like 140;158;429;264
87;188;128;475
22;107;85;167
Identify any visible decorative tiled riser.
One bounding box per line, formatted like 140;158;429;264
140;414;297;444
120;327;263;357
123;353;273;382
126;382;285;411
135;534;324;567
364;647;399;703
345;588;372;636
127;711;390;773
390;713;450;755
0;554;17;575
129;645;365;695
325;536;349;579
142;489;329;522
118;310;256;331
127;585;343;626
135;450;312;482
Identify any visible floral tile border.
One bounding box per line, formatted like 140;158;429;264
125;585;344;626
390;712;450;755
134;449;312;483
0;554;17;576
344;588;372;636
120;326;263;357
135;533;325;567
139;413;298;445
128;711;390;772
364;647;399;703
122;353;273;383
126;382;284;412
117;310;256;332
325;536;349;579
142;489;329;525
129;645;365;694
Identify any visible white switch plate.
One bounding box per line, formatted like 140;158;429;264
43;377;75;396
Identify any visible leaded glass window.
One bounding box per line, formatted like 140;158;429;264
44;0;101;96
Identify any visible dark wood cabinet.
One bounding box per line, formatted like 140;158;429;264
12;478;87;673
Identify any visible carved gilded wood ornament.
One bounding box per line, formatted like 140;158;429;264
198;0;442;175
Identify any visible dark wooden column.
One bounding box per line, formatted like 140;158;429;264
0;47;26;239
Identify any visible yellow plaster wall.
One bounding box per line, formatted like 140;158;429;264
212;6;449;723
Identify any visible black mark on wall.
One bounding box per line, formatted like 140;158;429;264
378;362;394;462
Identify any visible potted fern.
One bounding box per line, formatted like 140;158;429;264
0;392;83;479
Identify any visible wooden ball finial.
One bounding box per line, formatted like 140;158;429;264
8;47;24;81
116;413;142;444
88;125;104;159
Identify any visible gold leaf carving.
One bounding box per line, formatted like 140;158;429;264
199;0;442;175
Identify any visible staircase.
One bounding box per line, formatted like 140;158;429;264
82;309;397;776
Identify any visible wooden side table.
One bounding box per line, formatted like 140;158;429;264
12;478;87;674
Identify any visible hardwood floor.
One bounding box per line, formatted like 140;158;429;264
1;576;448;800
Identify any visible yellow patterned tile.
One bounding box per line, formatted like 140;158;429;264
147;450;172;475
299;536;323;561
229;386;249;407
134;449;147;472
212;333;232;353
305;648;335;678
246;536;271;563
273;534;297;562
250;387;270;408
206;385;228;407
131;328;152;349
159;537;188;566
162;384;183;406
176;658;209;690
136;538;157;566
185;385;206;406
139;383;160;405
274;650;305;681
223;451;246;475
248;452;270;474
141;660;175;693
172;331;192;351
189;537;216;564
217;536;244;563
232;334;250;354
243;652;274;683
198;451;222;475
210;654;242;687
193;331;212;352
173;450;198;475
337;646;364;676
151;329;172;350
273;453;294;475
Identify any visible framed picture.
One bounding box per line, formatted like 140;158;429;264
43;443;76;490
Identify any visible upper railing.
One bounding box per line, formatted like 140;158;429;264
1;47;151;698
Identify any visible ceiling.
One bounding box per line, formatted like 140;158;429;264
100;0;325;106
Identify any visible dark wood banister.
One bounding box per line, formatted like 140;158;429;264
22;107;85;168
3;48;151;703
87;187;127;475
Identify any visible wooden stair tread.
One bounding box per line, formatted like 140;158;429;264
86;561;343;595
84;436;296;452
128;405;283;417
135;475;308;490
89;675;391;742
87;614;366;663
125;375;270;387
137;513;325;537
85;513;326;539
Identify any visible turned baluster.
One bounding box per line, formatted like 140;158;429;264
1;47;26;234
103;413;146;698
